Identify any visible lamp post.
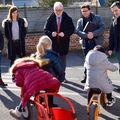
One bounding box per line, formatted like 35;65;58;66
95;0;98;14
24;3;27;19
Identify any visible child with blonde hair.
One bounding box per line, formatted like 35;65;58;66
31;35;65;83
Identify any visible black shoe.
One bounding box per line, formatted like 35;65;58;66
81;79;86;83
106;97;116;107
0;78;8;87
63;79;68;83
0;83;7;87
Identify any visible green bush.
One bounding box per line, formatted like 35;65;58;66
0;4;12;9
38;0;68;7
107;0;117;6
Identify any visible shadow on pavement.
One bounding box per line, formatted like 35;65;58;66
1;88;20;109
62;81;87;99
104;97;120;117
63;81;84;90
113;84;120;93
100;114;116;120
68;98;88;120
67;51;84;67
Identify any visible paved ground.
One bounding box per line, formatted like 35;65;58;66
0;51;120;120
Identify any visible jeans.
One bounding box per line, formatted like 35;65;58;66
16;102;22;112
83;40;96;56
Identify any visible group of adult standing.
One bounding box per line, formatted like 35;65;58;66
0;1;120;92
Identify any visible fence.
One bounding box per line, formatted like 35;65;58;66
0;7;113;33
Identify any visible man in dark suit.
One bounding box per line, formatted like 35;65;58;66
44;1;75;82
108;1;120;92
76;3;104;83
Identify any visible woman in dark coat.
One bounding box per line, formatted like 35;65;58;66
2;6;28;65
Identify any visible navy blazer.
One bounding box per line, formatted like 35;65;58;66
44;12;75;55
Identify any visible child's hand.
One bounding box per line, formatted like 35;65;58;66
108;50;113;56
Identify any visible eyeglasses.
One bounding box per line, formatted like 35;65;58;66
81;10;89;13
55;9;63;12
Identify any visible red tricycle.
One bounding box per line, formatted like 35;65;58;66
22;92;77;120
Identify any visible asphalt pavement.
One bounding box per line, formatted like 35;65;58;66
0;51;120;120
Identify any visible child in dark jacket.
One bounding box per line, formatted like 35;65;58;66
31;35;65;83
9;57;60;119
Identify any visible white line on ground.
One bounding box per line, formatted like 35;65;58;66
1;88;120;98
0;87;86;96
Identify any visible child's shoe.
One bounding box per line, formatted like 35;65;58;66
0;78;7;87
63;79;68;83
9;107;21;119
106;97;116;107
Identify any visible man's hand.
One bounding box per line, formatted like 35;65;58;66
58;32;64;37
108;50;113;56
87;32;94;39
52;32;57;37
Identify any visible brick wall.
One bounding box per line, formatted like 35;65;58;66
25;33;42;54
25;30;109;55
25;33;81;55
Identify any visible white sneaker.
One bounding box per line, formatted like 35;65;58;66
106;97;116;107
9;107;21;119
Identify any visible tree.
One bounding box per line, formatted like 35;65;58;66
38;0;68;7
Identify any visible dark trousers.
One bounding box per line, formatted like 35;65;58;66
83;40;96;80
88;88;112;104
10;40;22;66
59;55;66;79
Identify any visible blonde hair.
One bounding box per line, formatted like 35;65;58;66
36;35;52;57
9;57;49;73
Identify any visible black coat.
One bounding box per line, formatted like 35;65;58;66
109;17;120;51
3;18;27;59
44;12;75;55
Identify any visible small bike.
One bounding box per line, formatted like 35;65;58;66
87;88;107;120
22;92;77;120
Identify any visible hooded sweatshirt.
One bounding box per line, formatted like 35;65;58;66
84;50;117;93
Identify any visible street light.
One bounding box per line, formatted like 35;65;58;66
95;0;98;14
